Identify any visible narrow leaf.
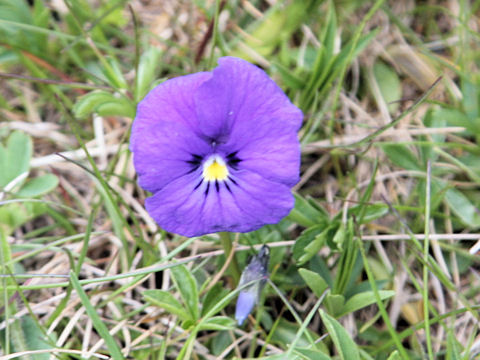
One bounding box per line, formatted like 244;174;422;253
197;316;235;331
338;290;395;317
382;144;422;171
171;264;199;321
298;268;329;298
143;289;190;321
70;271;125;360
320;309;360;360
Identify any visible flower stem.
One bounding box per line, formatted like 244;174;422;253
218;232;241;284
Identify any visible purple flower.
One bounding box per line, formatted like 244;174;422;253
235;245;270;325
130;57;302;237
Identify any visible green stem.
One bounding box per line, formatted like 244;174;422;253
423;161;434;360
218;232;241;284
208;0;221;69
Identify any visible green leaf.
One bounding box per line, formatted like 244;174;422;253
135;47;162;102
198;316;235;331
333;203;388;224
373;61;402;113
300;29;377;110
0;202;46;235
273;62;305;90
338;290;395;317
73;90;135;118
294;348;331;360
143;289;190;321
382;144;422;171
95;100;135;118
436;106;474;134
293;224;330;265
321;4;337;63
298;268;329;298
446;331;462;360
386;350;401;360
103;56;127;89
171;264;199;321
201;282;229;317
16;174;58;197
0;131;32;188
332;223;346;249
287;193;329;227
270;319;318;349
420;107;447;163
257;355;298;360
461;78;480;130
320;309;360;360
70;271;125;360
21;316;52;360
0;0;47;56
323;293;345;317
211;331;232;356
230;1;314;61
444;186;480;228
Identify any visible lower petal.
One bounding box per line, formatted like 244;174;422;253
229;170;295;225
145;170;294;237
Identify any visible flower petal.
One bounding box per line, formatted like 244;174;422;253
235;291;256;325
195;57;302;185
145;174;255;237
145;168;293;237
132;57;302;237
222;125;300;187
145;172;206;237
195;57;302;136
131;73;212;193
228;170;295;223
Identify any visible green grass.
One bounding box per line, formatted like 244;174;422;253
1;0;480;359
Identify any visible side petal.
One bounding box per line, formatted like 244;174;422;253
131;73;212;193
229;170;295;226
221;124;301;187
145;172;207;237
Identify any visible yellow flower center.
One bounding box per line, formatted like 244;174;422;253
203;156;229;181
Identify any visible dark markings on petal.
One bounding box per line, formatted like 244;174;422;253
187;154;203;166
226;151;242;170
187;154;203;173
194;179;203;190
226;151;239;159
228;176;238;186
215;180;220;193
225;182;232;193
228;162;240;170
204;182;210;196
186;165;200;174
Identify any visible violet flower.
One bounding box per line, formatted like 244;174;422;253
130;57;302;237
235;245;270;325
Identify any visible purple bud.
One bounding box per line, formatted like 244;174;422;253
235;245;270;325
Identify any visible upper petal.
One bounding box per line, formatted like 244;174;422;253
195;57;302;186
194;57;303;144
